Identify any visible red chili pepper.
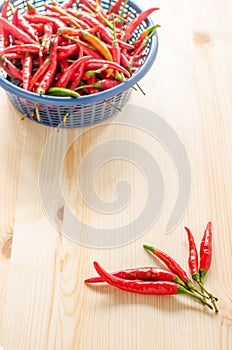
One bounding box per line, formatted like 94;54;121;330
31;23;44;35
78;43;84;58
24;13;66;29
1;0;11;49
57;44;78;60
56;55;91;88
85;267;186;286
41;23;54;51
14;8;39;42
0;56;22;81
75;78;121;91
29;58;50;91
61;0;77;9
80;44;103;60
77;13;133;50
0;27;8;50
185;225;218;310
108;0;124;14
1;0;11;17
0;15;34;44
68;62;85;90
0;44;40;55
199;222;213;283
124;7;159;41
120;52;130;69
59;59;69;73
22;53;32;90
184;226;200;282
36;36;59;94
143;245;197;291
92;262;213;309
3;53;24;59
84;59;130;77
43;4;89;30
80;0;107;17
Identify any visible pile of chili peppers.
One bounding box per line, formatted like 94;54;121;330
0;0;159;97
85;222;219;313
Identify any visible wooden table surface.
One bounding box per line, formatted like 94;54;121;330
0;1;232;349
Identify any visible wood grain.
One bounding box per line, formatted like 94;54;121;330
0;0;232;349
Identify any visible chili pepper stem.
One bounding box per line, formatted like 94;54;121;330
35;103;40;122
104;100;122;112
136;83;146;95
196;281;218;301
177;286;213;311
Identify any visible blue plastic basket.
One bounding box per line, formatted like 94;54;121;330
0;0;158;128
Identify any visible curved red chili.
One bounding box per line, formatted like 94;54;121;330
56;55;91;88
184;226;200;282
124;7;159;41
143;244;197;291
85;267;185;286
84;59;130;77
108;0;124;14
199;221;213;283
14;8;39;42
29;58;49;91
92;262;213;309
0;15;34;44
0;44;40;55
0;56;22;81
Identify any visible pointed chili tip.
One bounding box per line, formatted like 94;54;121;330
143;244;155;253
207;221;212;229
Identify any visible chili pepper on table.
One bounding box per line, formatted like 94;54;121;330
0;15;35;44
184;226;200;282
124;7;159;41
185;225;218;311
92;261;213;309
143;244;201;293
199;221;213;284
85;267;186;286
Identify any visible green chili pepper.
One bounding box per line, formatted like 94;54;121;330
47;87;81;97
